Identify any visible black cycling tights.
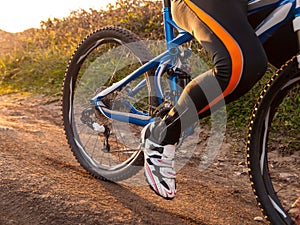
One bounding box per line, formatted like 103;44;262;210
148;0;268;145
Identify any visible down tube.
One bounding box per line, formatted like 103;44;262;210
92;52;171;126
93;52;168;100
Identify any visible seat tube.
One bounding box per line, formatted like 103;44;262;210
293;0;300;67
163;0;175;49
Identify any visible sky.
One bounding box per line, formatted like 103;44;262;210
0;0;117;33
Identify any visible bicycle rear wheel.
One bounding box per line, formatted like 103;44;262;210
248;56;300;224
62;26;154;181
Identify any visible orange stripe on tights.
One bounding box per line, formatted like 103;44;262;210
184;0;244;114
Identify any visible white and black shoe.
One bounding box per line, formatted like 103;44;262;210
141;124;176;199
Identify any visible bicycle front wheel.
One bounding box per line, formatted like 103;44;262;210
62;26;154;181
248;56;300;224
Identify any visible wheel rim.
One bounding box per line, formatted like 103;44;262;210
70;38;150;172
260;78;300;223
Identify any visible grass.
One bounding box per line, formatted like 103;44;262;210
0;48;69;96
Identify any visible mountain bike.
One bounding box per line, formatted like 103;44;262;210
62;0;300;224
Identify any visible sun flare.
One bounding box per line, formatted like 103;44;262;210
0;0;116;33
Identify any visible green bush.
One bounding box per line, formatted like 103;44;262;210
0;0;163;95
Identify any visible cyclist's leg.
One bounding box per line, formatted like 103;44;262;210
148;0;268;145
143;0;268;199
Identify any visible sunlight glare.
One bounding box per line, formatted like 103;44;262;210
0;0;116;33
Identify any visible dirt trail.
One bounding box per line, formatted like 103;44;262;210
0;93;265;225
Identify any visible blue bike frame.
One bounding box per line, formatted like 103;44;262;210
92;0;300;126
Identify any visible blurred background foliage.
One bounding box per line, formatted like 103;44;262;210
0;0;281;129
0;0;163;96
